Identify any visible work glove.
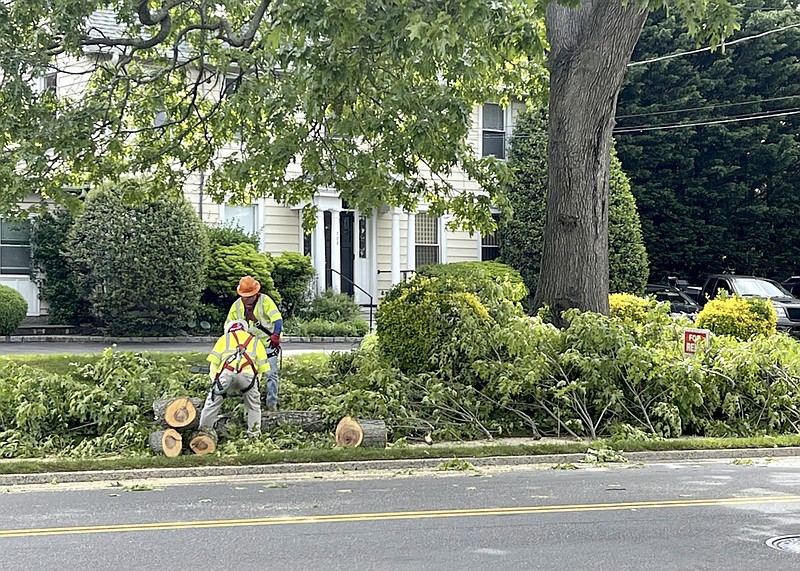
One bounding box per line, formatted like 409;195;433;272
270;333;281;349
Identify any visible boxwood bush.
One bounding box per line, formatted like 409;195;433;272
67;185;208;336
696;294;777;340
0;286;27;335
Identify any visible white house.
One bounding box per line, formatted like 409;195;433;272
1;12;526;317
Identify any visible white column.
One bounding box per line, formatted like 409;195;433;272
391;208;401;285
330;209;341;293
440;214;449;264
370;208;378;300
406;211;416;273
313;208;327;293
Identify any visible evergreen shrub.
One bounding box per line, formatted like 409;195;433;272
0;286;27;335
696;294;777;340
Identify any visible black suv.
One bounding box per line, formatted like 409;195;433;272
699;275;800;337
781;276;800;298
645;284;700;316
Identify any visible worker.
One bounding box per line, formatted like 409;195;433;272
226;275;283;411
198;319;271;437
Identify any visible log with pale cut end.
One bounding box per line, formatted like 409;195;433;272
189;430;218;456
153;397;202;429
148;429;182;457
261;410;326;432
335;417;387;448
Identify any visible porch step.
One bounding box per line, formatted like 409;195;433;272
14;324;78;336
359;305;377;333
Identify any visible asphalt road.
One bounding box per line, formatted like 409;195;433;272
2;458;800;570
0;341;360;355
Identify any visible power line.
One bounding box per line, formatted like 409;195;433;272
613;107;800;133
616;94;800;120
628;21;800;67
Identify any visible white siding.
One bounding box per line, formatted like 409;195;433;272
263;199;300;255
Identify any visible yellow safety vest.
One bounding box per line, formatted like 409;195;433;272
225;295;282;345
207;330;270;380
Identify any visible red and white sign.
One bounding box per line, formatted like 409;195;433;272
683;328;711;356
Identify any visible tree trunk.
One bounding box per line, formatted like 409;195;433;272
335;416;387;448
189;429;218;456
534;0;649;326
148;429;183;457
153;397;202;429
261;410;327;432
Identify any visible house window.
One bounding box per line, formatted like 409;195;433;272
415;213;439;267
0;219;31;276
481;215;501;261
482;103;505;159
225;204;257;235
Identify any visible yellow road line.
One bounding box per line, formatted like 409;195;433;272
2;495;799;539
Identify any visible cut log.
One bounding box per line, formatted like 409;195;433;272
189;429;218;456
261;410;327;432
335;416;387;448
148;429;182;457
153;397;202;429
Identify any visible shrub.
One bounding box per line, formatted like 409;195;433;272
204;242;280;308
205;223;259;250
609;293;655;324
303;289;360;322
30;207;91;325
377;276;493;374
287;318;369;337
0;286;27;335
415;261;528;304
273;251;315;318
696;294;777;340
499;107;649;300
66;185;208;336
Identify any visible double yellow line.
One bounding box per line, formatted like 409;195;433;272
2;495;799;539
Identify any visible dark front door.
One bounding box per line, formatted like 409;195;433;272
340;212;355;295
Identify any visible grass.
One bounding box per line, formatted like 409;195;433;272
2;435;800;476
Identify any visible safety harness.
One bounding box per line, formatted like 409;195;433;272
212;330;259;398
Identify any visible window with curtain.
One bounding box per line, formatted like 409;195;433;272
415;213;439;267
225;204;257;236
482;103;506;159
0;219;31;275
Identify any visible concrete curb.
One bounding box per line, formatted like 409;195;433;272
0;335;364;344
2;446;798;486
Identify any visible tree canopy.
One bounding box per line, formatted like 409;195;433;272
616;0;800;284
1;0;742;319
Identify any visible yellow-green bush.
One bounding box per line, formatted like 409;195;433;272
696;295;776;340
377;276;492;374
609;293;655;323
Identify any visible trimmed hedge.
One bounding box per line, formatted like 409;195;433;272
273;251;315;318
205;242;280;307
67;186;208;336
415;261;528;304
0;286;27;335
696;294;777;340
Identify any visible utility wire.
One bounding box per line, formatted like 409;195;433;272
613;107;800;133
616;94;800;120
628;21;800;67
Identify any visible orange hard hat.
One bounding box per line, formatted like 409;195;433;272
237;275;261;297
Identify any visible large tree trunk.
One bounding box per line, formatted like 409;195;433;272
534;0;648;326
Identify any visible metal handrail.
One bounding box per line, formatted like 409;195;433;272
327;267;374;331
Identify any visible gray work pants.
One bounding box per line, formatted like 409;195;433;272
199;370;261;436
265;350;279;407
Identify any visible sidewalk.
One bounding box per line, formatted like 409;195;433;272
0;337;362;355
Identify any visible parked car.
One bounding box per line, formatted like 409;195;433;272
781;276;800;298
645;284;701;317
699;274;800;337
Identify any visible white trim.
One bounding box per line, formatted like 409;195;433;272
440;214;449;264
313;208;326;293
406;211;416;273
391;208;401;285
370;208;378;300
256;197;266;252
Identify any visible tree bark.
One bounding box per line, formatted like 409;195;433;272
534;0;649;326
148;428;183;457
261;410;327;432
189;429;218;456
153;397;202;429
334;416;387;448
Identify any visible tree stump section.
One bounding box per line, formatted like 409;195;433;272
261;410;326;432
153;397;202;429
189;430;218;456
148;429;182;457
335;416;387;448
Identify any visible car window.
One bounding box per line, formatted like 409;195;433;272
732;278;791;298
716;279;733;295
